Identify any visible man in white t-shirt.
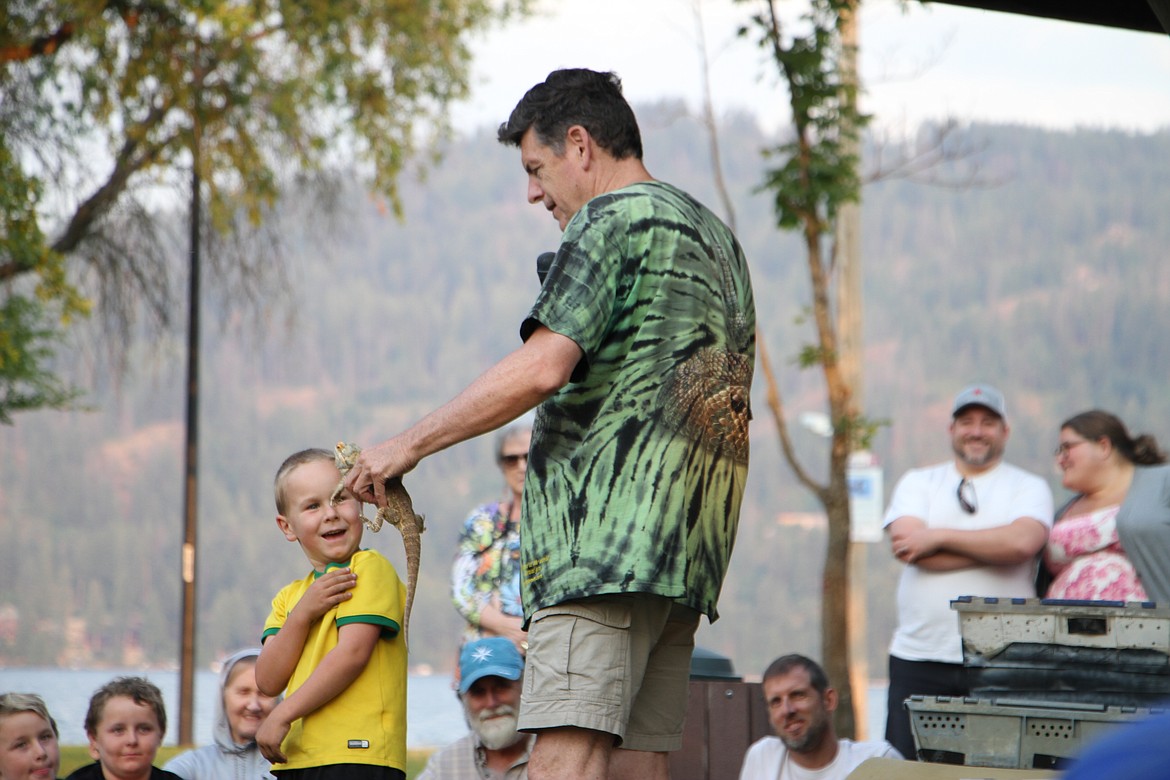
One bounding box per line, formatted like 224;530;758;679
740;655;901;780
882;383;1054;760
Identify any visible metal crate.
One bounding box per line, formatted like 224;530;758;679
952;597;1170;704
953;596;1170;657
907;695;1158;769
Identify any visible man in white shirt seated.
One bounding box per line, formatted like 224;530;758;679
418;637;534;780
740;654;902;780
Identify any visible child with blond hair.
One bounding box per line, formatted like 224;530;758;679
256;448;407;780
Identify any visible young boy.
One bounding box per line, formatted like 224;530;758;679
0;692;61;780
255;448;408;780
67;676;181;780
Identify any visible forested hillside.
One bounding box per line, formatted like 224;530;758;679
2;106;1168;681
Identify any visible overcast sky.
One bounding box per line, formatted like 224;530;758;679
451;0;1170;135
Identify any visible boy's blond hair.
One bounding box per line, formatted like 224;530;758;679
84;676;167;737
0;692;58;736
274;448;334;515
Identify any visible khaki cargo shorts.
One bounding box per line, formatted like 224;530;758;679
517;592;700;752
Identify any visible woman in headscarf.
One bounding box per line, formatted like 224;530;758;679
164;649;279;780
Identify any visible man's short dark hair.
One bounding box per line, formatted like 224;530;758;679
762;654;830;694
497;68;643;160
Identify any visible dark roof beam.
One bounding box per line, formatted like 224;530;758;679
928;0;1170;35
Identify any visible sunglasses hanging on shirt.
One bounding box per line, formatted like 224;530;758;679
957;478;978;514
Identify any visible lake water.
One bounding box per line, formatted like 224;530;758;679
0;667;889;749
0;668;465;748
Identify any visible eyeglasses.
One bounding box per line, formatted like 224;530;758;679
1053;440;1087;458
500;453;528;467
957;478;977;514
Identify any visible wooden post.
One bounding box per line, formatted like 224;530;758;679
178;44;204;746
836;0;867;739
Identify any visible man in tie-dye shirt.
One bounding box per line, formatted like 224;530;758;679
346;68;755;780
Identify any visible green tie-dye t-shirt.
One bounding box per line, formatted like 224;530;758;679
519;180;755;623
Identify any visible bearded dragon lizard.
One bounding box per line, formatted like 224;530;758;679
331;441;425;648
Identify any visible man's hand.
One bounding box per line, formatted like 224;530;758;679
294;567;356;623
889;523;940;564
889;517;927;563
256;568;357;697
256;707;292;764
887;514;1048;571
344;436;417;509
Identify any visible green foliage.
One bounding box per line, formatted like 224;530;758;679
0;295;82;423
0;0;527;417
740;0;869;232
796;342;833;368
0;137;89;422
0;141;48;279
8;0;522;231
835;412;888;452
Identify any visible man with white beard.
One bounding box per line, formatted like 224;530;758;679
419;637;532;780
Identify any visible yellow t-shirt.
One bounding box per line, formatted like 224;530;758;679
262;548;407;771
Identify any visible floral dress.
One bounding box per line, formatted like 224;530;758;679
450;500;523;644
1044;504;1149;601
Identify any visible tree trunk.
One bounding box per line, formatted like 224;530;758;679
823;467;856;737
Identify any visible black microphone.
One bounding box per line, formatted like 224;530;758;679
536;252;555;285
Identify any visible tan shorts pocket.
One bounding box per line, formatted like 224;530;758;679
526;599;632;706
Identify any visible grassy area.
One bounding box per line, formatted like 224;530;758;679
59;746;433;778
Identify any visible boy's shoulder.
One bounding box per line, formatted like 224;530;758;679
351;547;391;564
348;549;405;601
349;547;400;578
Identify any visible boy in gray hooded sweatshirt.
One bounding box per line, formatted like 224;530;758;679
165;648;280;780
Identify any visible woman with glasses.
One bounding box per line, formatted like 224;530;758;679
450;423;532;654
1041;410;1170;602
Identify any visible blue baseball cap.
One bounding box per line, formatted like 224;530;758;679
458;637;524;694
